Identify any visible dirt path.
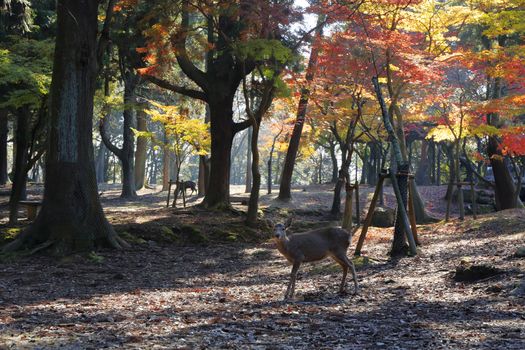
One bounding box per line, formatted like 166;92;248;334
1;203;524;349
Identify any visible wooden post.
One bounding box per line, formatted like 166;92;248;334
470;182;477;219
355;171;386;256
390;170;417;256
342;184;354;231
408;177;420;245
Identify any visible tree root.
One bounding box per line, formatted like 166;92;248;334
29;240;55;255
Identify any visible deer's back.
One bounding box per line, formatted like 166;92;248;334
287;227;350;262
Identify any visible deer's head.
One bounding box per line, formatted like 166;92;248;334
274;217;293;239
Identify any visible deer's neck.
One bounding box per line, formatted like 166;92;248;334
276;236;294;262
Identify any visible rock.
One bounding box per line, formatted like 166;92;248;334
514;247;525;258
453;188;494;204
454;262;503;282
510;278;525;296
371;206;396;228
465;204;496;215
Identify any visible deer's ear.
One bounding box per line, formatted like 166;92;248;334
285;217;293;229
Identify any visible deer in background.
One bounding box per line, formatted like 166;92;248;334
273;218;358;300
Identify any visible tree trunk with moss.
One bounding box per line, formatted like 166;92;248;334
3;0;127;255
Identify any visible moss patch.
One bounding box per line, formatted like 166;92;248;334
181;225;208;244
87;251;105;264
0;227;22;244
159;226;181;242
118;231;147;245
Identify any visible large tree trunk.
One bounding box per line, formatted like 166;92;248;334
134;107;148;190
3;0;126;254
278;17;324;200
488;137;519;209
9;109;30;224
487;76;521;209
203;97;235;208
0;109;8;185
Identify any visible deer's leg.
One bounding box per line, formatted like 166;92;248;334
285;261;301;300
333;256;349;294
342;255;358;294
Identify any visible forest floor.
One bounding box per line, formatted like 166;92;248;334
0;184;524;349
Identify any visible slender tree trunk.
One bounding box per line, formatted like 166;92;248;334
245;127;252;193
3;0;126;254
275;152;281;184
134;106;148;190
331;161;350;216
247;123;261;225
95;141;106;183
429;140;436;184
278;16;324;200
9;109;30;224
267;158;272;194
0;109;8;185
415;140;431;185
329;141;338;183
150;148;158;185
120;85;137;198
162;148;170;191
445;145;455;201
437;144;442;186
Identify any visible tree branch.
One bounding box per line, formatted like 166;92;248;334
144;75;207;102
99;117;123;159
97;0;117;71
173;2;209;92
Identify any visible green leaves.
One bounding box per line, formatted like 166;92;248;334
0;37;53;108
234;39;293;64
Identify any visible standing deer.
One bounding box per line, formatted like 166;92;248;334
273;218;358;300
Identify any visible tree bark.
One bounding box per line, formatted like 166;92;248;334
487;80;521;209
278;16;324;200
119;84;137;198
245;127;252;193
162;148;170;191
247;124;261;225
415;140;431;185
0;109;8;185
9;108;30;224
203;96;235;208
3;0;126;254
95;141;106;183
134;106;148;190
328;141;338;183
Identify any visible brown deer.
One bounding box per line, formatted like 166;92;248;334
273;218;358;300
